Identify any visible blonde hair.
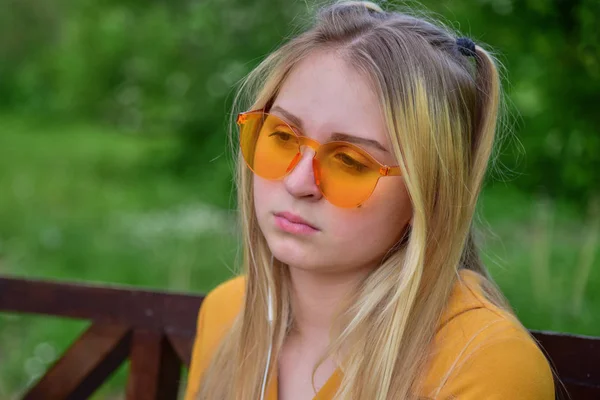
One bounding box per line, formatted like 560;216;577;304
196;1;531;399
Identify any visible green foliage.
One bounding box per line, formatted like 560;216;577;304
420;0;600;204
0;0;307;181
1;0;598;201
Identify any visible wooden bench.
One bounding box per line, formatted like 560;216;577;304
1;275;598;399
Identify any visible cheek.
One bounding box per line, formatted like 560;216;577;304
372;177;413;237
329;178;411;251
253;176;274;225
253;176;265;205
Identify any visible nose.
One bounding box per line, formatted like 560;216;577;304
282;147;322;202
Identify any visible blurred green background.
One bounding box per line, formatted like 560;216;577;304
0;0;598;398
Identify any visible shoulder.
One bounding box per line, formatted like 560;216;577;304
420;270;555;399
428;327;556;399
197;275;246;344
184;276;246;400
202;275;246;315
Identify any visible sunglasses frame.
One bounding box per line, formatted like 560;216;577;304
236;109;402;207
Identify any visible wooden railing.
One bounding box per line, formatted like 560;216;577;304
0;276;202;399
1;275;599;399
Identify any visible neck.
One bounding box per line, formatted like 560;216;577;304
287;266;370;343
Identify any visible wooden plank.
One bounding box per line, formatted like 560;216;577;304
23;323;131;400
560;381;600;400
166;334;194;368
531;330;600;399
126;329;181;400
531;330;600;384
0;276;204;336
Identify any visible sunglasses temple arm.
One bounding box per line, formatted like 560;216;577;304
383;166;402;176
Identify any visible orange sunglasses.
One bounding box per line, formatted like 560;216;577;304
237;110;402;208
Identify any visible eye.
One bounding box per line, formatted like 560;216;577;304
269;131;293;141
334;152;368;172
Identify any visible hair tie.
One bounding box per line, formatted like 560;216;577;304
456;37;476;57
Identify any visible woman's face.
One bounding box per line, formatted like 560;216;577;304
254;50;413;274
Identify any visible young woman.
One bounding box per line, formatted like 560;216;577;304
184;1;557;399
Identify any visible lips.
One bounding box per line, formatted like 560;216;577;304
274;211;319;230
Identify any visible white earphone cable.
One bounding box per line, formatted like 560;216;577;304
259;265;275;400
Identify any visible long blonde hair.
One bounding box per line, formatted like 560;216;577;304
196;1;527;398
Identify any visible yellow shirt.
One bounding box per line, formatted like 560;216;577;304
184;269;555;399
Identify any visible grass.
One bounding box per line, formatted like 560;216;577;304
0;114;598;398
478;186;600;336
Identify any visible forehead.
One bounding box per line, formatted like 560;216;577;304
271;51;390;148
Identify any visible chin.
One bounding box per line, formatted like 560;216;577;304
267;235;319;269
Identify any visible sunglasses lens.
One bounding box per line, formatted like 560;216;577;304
316;142;380;208
239;113;299;180
239;112;383;208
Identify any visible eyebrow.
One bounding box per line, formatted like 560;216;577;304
270;105;389;153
